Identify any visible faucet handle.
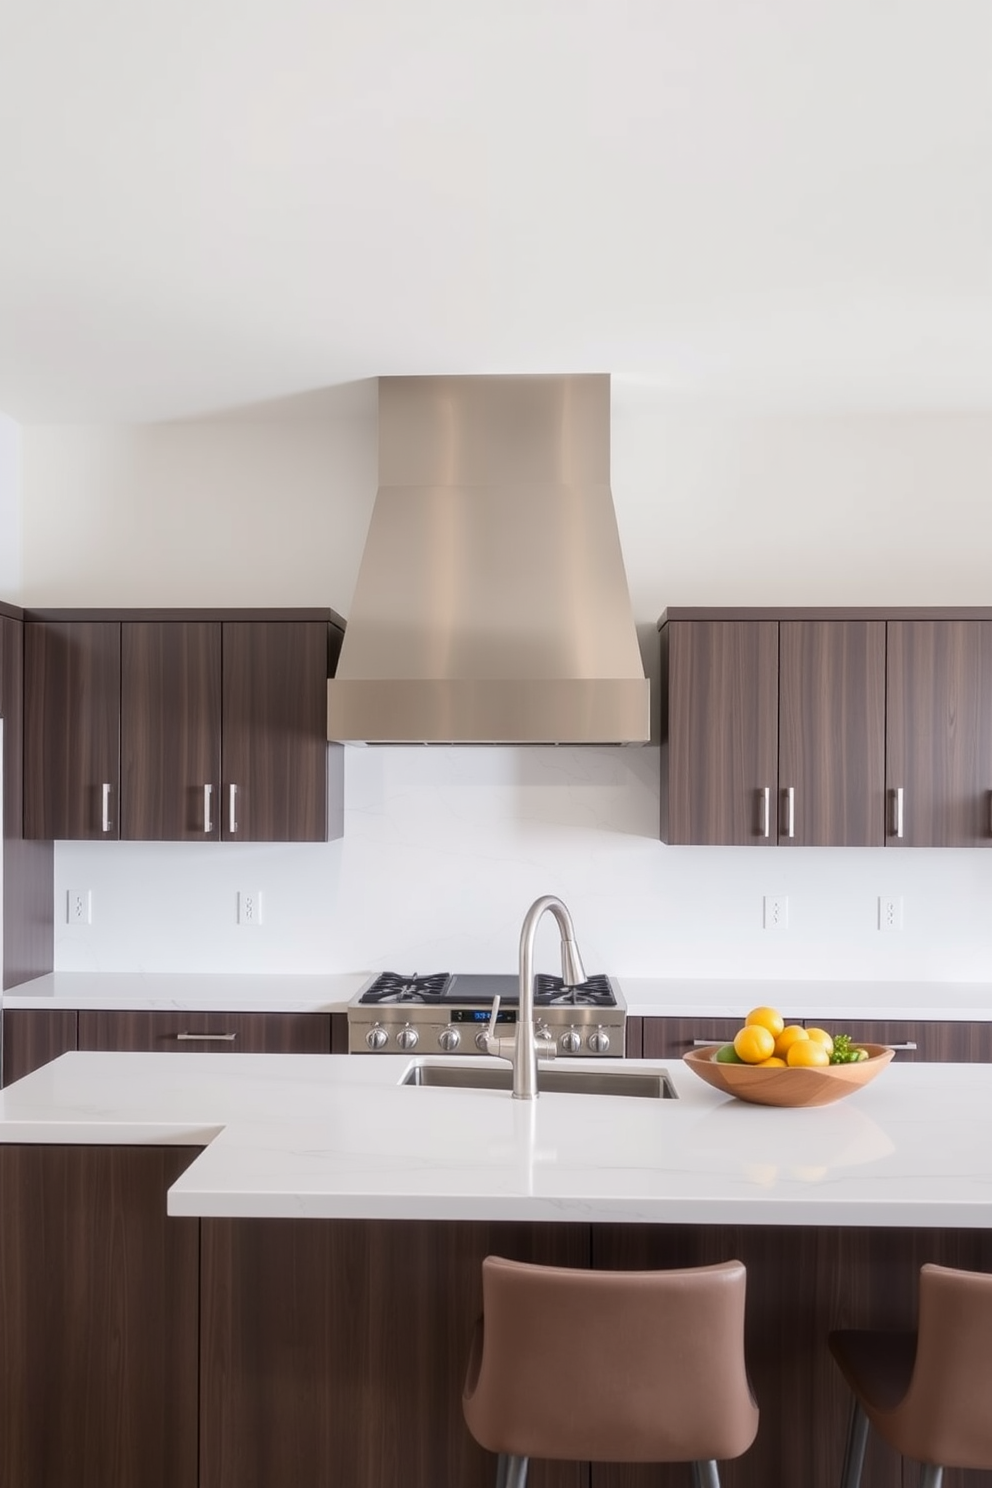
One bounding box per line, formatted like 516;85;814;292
483;995;503;1056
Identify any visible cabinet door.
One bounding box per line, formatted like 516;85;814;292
222;621;331;842
23;621;121;839
886;620;992;847
779;621;886;847
121;622;222;841
829;1019;992;1063
77;1009;332;1054
661;621;779;845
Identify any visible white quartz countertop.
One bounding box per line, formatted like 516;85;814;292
2;1048;992;1228
6;972;992;1020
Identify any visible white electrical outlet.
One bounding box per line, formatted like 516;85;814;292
763;894;789;931
67;889;92;925
238;889;263;926
878;895;904;931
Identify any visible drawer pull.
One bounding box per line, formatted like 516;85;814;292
692;1038;725;1047
883;1041;917;1051
175;1031;238;1042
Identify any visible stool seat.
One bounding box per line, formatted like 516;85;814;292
462;1256;758;1488
829;1263;992;1488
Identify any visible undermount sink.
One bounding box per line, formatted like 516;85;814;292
401;1063;677;1099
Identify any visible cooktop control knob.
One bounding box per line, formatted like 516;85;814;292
396;1024;419;1051
560;1029;581;1055
438;1026;460;1052
475;1029;491;1052
588;1027;611;1055
366;1024;388;1051
535;1022;552;1044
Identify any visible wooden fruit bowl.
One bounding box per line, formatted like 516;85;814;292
682;1044;894;1108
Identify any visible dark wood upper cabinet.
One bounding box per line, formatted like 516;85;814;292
886;620;992;847
660;619;779;845
23;610;343;844
222;621;334;842
121;622;222;841
23;621;121;840
778;620;886;847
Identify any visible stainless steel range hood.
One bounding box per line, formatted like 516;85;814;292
327;374;650;743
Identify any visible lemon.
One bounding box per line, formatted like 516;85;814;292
745;1005;785;1039
774;1024;809;1060
806;1027;835;1056
733;1024;776;1064
786;1039;830;1068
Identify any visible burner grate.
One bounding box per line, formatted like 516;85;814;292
360;971;450;1006
534;973;615;1008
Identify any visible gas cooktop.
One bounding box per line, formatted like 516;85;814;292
357;971;618;1009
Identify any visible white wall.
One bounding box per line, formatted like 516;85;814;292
0;411;20;596
17;384;992;983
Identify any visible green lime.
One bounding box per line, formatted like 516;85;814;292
714;1043;744;1064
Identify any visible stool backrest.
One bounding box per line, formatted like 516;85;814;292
895;1263;992;1470
463;1256;759;1464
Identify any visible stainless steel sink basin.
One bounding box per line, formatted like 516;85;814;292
401;1063;677;1099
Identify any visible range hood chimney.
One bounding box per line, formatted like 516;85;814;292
327;374;650;743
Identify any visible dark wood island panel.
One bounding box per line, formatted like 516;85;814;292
0;1145;201;1488
199;1218;589;1488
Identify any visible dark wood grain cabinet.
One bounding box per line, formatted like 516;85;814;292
2;1007;333;1084
886;619;992;847
0;1144;200;1488
659;613;885;847
77;1008;332;1054
23;620;122;839
23;609;344;843
659;607;992;849
641;1016;992;1063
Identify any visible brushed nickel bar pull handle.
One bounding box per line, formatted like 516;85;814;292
893;787;904;839
760;786;770;838
229;783;238;834
785;786;795;839
693;1038;724;1047
101;783;112;833
203;783;213;834
175;1031;238;1042
883;1042;918;1051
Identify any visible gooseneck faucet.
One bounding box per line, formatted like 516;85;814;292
485;895;587;1099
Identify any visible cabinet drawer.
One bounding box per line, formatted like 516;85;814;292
809;1019;992;1063
642;1018;741;1060
77;1010;332;1054
2;1008;79;1086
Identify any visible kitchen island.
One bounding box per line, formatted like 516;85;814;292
3;1051;992;1488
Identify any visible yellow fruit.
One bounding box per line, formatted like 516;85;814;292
745;1005;785;1038
758;1055;787;1067
733;1024;776;1064
806;1027;835;1055
786;1039;831;1068
774;1024;809;1059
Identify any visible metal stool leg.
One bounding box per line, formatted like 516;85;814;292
693;1463;721;1488
840;1398;870;1488
495;1454;509;1488
503;1455;528;1488
919;1467;943;1488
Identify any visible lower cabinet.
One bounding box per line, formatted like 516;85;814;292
637;1016;992;1062
1;1008;334;1085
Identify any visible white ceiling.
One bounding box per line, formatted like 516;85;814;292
2;0;991;423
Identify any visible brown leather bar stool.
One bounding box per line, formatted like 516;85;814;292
829;1262;992;1488
462;1255;759;1488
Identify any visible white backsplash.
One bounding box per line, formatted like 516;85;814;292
54;744;992;982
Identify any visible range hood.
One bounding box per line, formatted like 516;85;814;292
327;374;650;744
